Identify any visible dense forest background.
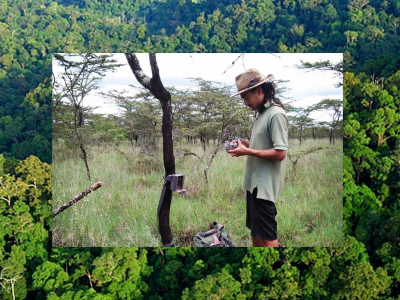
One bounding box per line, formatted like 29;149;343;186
1;0;400;299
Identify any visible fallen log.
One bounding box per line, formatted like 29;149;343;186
52;182;103;218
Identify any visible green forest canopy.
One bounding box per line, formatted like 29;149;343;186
1;0;400;298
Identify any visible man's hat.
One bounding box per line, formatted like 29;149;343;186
230;68;273;97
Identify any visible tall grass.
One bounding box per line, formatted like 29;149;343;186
52;138;342;247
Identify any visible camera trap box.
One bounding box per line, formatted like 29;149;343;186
170;174;185;193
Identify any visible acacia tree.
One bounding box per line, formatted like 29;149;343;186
99;88;162;147
289;107;315;146
125;53;175;247
188;78;250;147
313;99;343;145
296;59;343;87
294;59;343;144
176;78;251;182
53;54;122;180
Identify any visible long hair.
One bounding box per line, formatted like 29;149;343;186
250;81;284;112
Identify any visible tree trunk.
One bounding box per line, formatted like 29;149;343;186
299;126;303;147
74;110;91;180
201;133;206;152
79;142;91;181
125;53;175;246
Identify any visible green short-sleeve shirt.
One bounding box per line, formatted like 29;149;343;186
242;101;288;202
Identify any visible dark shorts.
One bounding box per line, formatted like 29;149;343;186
246;188;278;241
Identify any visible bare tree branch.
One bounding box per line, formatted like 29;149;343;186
223;54;244;74
52;182;103;217
149;53;160;79
287;147;324;173
204;144;224;183
125;54;151;90
223;53;283;74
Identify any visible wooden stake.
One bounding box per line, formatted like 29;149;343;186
52;182;103;218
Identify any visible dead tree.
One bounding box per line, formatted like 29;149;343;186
287;147;324;173
52;182;103;217
125;53;175;247
204;144;224;184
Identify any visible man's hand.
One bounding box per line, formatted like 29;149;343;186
240;140;250;148
228;139;287;161
228;139;248;157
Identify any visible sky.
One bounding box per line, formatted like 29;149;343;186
53;53;343;122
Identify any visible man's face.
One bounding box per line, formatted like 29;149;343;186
240;87;264;111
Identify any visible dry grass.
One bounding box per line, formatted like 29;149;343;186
52;138;342;247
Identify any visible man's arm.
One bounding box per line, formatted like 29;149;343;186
228;140;286;161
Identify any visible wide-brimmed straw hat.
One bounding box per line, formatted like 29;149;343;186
230;68;273;97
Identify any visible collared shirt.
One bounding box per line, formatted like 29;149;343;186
242;100;288;202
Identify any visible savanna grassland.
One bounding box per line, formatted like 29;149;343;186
53;137;342;247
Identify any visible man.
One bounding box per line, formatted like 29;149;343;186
229;68;288;247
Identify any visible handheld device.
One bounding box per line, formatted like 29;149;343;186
224;137;242;151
